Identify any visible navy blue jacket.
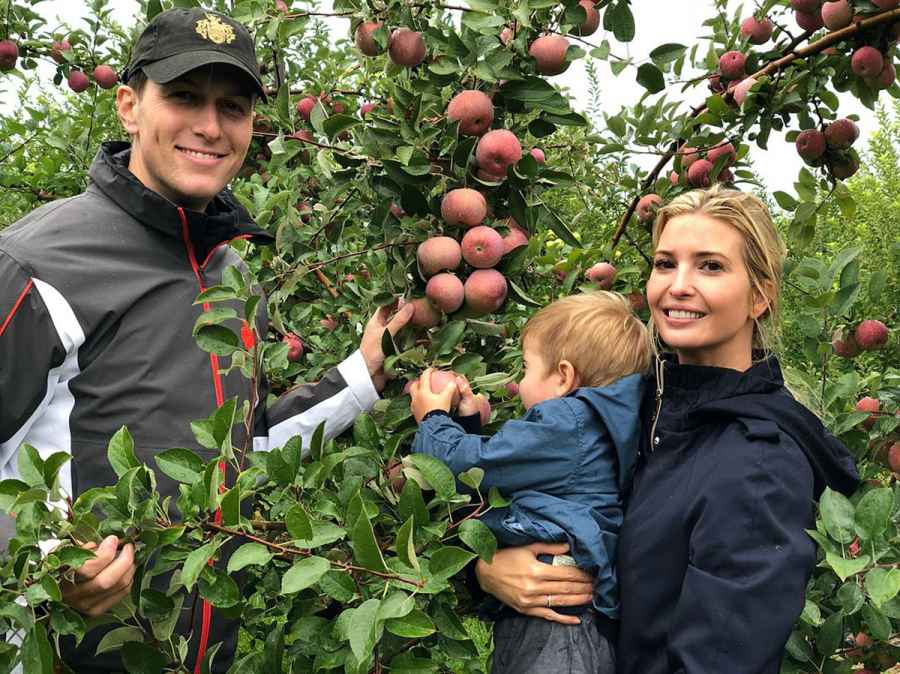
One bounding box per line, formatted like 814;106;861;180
617;357;859;674
412;374;643;618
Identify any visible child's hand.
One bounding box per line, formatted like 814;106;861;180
455;375;479;417
409;368;458;423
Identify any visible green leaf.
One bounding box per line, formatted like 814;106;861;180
407;454;456;500
819;488;856;544
282;556;330;594
198;568;241;608
42;452;70;489
21;623;53;674
220;484;240;527
194;285;238;304
107;427;139;479
636;63;665;93
286;503;313;541
605;0;635;41
378;592;415;621
824;552;869;582
385;608;436;638
121;641;165;674
349;598;381;663
181;541;217;591
649;43;687;64
855;487;893;540
773;191;798;211
96;625;145;655
195;325;239;356
429;546;476;581
154;448;204;484
862;601;892;641
507;280;542;308
396;516;420;571
192;307;238;335
227;543;274;574
865;567;900;607
353;413;380;448
17;445;46;488
458;519;497;563
351;511;389;572
399;478;430;527
430;321;467;356
815;610;842;657
457;468;484;491
139;589;174;620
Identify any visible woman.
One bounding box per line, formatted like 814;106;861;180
475;186;859;673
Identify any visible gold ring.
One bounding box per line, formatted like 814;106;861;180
546;594;552;608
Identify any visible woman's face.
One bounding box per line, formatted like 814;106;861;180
647;212;766;371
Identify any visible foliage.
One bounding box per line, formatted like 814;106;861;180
0;0;899;672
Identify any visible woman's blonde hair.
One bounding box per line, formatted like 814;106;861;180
521;291;652;387
651;184;787;355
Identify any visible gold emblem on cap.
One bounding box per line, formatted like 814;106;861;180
195;13;236;45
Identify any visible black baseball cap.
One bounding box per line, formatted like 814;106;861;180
122;8;266;100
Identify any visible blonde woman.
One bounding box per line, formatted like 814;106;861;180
474;186;859;674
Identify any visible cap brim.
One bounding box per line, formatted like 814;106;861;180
142;50;266;101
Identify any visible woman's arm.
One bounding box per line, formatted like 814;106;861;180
667;436;816;673
475;542;594;625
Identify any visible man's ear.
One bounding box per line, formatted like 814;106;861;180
116;86;140;137
555;360;581;396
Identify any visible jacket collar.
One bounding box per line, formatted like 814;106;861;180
87;141;274;252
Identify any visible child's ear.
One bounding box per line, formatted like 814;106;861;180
556;360;580;396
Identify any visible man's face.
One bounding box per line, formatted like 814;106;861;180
117;64;254;211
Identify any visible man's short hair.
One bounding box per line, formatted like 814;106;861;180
126;68;148;96
521;291;652;387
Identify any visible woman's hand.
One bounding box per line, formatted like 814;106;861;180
475;542;594;625
61;535;136;616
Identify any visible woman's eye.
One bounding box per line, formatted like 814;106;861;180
652;258;673;269
701;260;723;271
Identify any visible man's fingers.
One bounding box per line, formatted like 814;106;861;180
83;581;133;617
75;536;118;581
65;543;135;602
386;303;415;335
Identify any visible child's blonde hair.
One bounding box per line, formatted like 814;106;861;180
651;185;786;355
521;291;652;387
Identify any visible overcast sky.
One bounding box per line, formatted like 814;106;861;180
1;0;882;196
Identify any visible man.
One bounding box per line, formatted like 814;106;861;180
0;8;412;672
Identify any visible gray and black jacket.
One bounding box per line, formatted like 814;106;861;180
0;141;378;672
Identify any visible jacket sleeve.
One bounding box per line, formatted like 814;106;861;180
253;350;379;455
410;399;580;494
667;430;817;674
0;252;68;479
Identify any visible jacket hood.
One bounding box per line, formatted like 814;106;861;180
572;373;644;493
659;355;859;498
88;141;273;254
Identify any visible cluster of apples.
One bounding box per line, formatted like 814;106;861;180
354;21;426;68
0;36;117;91
831;318;890;357
668;141;738;188
795;117;861;178
410;187;529;328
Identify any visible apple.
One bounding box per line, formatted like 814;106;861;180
585;262;616;289
93;65;118;89
0;40;18;71
283;332;304;361
355;21;384;56
447;90;494;136
389;27;426;67
68;70;91;93
529;34;571;76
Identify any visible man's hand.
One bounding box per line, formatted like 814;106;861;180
360;302;415;391
410;368;458;423
61;535;136;617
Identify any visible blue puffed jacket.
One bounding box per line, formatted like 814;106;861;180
411;373;644;619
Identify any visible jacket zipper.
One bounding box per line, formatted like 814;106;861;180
649;356;665;452
179;208;225;674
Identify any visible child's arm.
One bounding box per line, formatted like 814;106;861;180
410;397;582;495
